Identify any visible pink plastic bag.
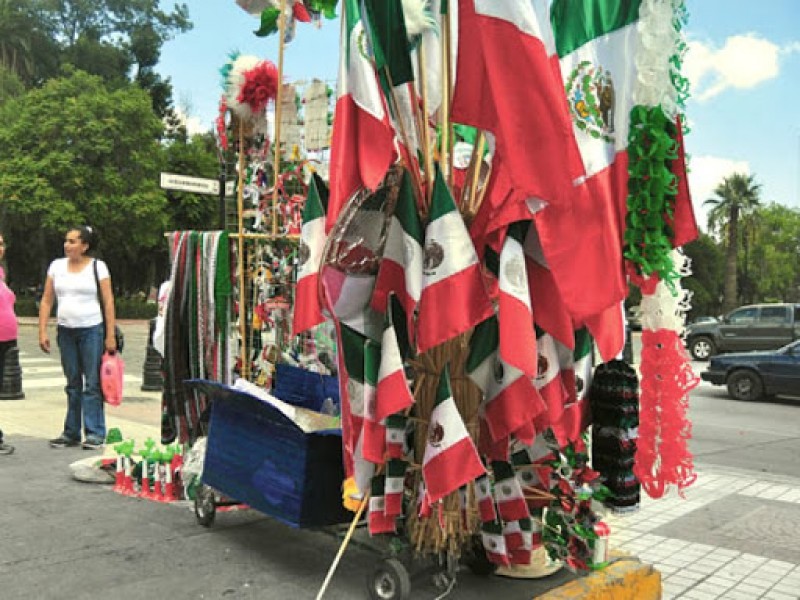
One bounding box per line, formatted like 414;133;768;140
101;351;125;406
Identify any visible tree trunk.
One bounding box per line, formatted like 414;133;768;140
722;206;739;313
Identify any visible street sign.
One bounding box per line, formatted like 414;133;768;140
225;180;235;197
160;172;219;195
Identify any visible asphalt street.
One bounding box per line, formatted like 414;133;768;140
1;324;799;599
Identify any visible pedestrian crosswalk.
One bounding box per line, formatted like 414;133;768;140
18;351;142;390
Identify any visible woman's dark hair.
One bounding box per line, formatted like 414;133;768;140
73;225;98;252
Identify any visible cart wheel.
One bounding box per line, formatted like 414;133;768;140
465;535;496;576
367;558;411;600
194;484;217;527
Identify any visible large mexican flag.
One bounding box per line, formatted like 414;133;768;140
326;0;396;232
535;0;695;337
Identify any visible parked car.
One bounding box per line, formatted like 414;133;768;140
690;316;717;325
685;303;800;361
700;340;800;401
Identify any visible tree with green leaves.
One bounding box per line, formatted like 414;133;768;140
704;172;762;313
25;0;191;118
683;233;724;319
0;68;168;292
747;204;800;303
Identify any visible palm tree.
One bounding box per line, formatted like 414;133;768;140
704;173;762;313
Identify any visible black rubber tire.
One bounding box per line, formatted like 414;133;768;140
727;370;764;401
367;558;411;600
194;484;217;527
690;336;716;361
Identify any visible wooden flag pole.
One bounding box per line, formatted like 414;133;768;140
236;123;248;380
417;47;434;207
440;4;452;186
314;492;370;600
271;0;288;237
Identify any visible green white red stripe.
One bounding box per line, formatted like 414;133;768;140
474;473;497;523
481;521;511;566
326;0;396;232
375;295;415;420
368;475;397;535
385;413;407;459
492;460;530;522
417;169;493;353
370;169;423;329
498;222;537;377
422;364;486;503
384;458;407;517
361;339;385;464
467;315;545;443
292;176;327;336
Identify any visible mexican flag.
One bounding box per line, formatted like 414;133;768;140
474;473;497;523
422;364;486;503
292;176;327;336
338;323;375;495
481;521;511;566
506;518;534;565
533;329;568;434
376;295;415;420
385;413;407;459
361;339;385;464
368;475;397;535
551;327;593;445
384;458;407;517
416;169;493;354
498;221;537;378
452;0;583;208
492;460;530;522
535;0;695;323
467;315;545;443
326;0;396;232
370;170;424;335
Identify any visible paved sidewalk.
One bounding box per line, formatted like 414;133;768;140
608;467;800;599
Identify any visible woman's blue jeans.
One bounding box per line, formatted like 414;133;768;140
57;324;105;442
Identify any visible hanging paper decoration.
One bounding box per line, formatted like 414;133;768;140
221;53;279;124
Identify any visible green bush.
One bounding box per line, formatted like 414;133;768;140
13;296;157;319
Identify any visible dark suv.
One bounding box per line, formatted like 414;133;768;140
685;303;800;361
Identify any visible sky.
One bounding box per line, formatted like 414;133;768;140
158;1;800;229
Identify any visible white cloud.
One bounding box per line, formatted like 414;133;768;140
688;155;750;230
173;108;210;136
685;34;788;101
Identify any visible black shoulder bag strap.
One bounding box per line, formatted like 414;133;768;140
93;259;109;346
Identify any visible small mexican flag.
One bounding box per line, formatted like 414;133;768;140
291;176;327;336
422;364;486;503
368;475;397;535
498;221;537;378
512;448;540;490
492;460;530;522
474;473;497;523
506;518;534;565
467;315;546;443
416;169;493;354
384;458;407;517
385;413;407;459
376;295;414;421
361;339;385;464
370;170;424;331
534;329;568;431
481;521;511;566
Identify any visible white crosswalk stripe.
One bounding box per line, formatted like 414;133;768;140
18;351;142;389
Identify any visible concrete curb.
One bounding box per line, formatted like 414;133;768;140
538;553;661;600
